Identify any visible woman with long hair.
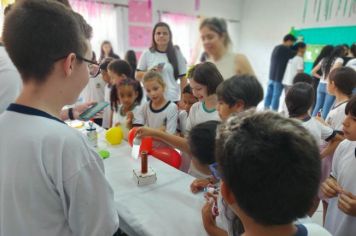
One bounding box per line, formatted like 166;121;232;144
136;22;187;103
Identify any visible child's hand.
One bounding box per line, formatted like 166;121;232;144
202;199;217;228
338;191;356;216
114;122;121;127
190;178;211;193
321;176;343;198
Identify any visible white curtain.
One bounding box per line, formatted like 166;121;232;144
70;0;128;60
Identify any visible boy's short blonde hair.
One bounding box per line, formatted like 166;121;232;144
143;71;166;89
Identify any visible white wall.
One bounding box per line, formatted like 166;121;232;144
238;0;356;88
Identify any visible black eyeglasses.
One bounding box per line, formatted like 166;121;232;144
54;54;100;77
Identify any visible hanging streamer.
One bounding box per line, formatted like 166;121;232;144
343;0;348;16
314;0;318;13
303;0;309;22
316;0;322;21
328;0;334;20
336;0;342;15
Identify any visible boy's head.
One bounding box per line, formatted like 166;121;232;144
107;59;132;84
3;0;90;83
344;95;356;141
217;110;320;226
327;67;356;96
294;42;306;55
181;84;198;113
285;82;314;118
188;120;220;171
3;0;92;105
283;34;296;47
292;73;312;85
216;75;263;121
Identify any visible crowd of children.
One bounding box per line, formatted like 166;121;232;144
1;1;356;236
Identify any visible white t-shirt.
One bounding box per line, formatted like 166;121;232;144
282;55;304;86
177;110;188;136
186;101;221;132
80;74;106;104
0;104;119;236
0;45;22;114
319;57;344;84
346;58;356;71
325;101;348;131
325;140;356;236
112;104;141;139
207;51;236;79
137;48;187;102
301;117;334;145
102;84;112;129
135;100;178;134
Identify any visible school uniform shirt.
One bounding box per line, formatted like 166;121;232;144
81;74;106;104
137;48;187;102
325;140;356;236
346;58;356;71
135;100;178;134
282;55;304;86
318;57;344;84
177;110;188;136
185;101;221;133
326;101;348;131
301;116;334;145
112;104;141;139
102;84;112;129
0;44;22;114
0;104;119;236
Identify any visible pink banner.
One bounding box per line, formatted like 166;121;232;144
128;0;152;23
129;26;152;48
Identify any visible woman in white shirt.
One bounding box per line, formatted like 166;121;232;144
199;17;255;79
136;22;187;103
311;46;344;119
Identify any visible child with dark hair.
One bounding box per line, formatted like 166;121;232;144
322;95;356;236
285;83;342;157
346;43;356;71
186;62;223;133
216;74;263;120
215;110;331;236
0;1;119;235
108;59;132;85
293;72;313;84
177;84;198;137
111;79;143;139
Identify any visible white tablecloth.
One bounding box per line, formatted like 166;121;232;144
95;127;208;236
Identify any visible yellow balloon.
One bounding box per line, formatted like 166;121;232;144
105;126;123;145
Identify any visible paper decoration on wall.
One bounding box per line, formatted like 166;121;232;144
195;0;200;11
128;0;152;23
302;0;356;22
129;26;152;48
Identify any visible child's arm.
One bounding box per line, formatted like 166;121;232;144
136;127;191;155
202;200;228;236
320;134;344;158
338;191;356;216
126;111;133;130
109;110;113;128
